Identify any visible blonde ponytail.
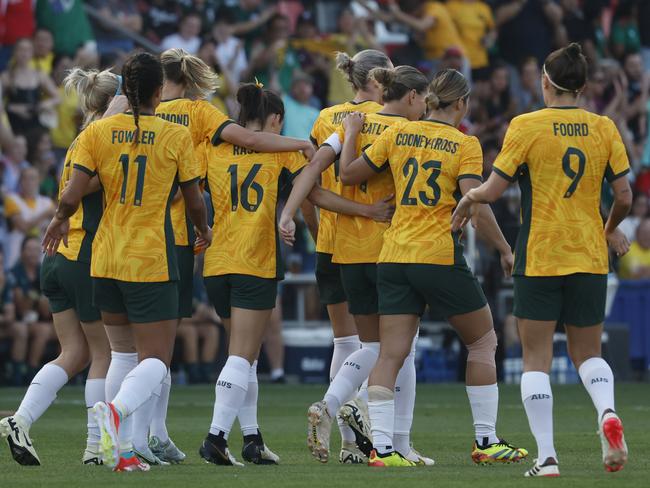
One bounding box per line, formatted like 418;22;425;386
161;48;219;99
63;67;120;128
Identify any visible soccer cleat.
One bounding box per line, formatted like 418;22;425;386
113;454;151;472
600;412;628;472
524;458;560;477
307;401;332;463
241;431;280;465
368;449;417;467
149;436;186;464
339;441;367;464
199;434;244;466
135;445;169;466
93;402;120;468
82;446;103;465
471;438;528;465
0;416;40;466
339;399;373;457
404;446;435;466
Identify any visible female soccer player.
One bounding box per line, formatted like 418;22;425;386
287;66;434;465
344;69;528;467
42;52;211;472
199;82;394;467
279;49;393;462
452;43;631;477
0;68;120;466
128;48;328;465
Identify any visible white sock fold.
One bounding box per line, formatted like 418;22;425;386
331;335;360;444
112;358;167;418
521;371;557;462
132;382;163;452
578;357;615;422
466;384;499;445
238;360;259;437
16;364;68;426
368;385;395;455
394;335;417;455
209;355;250;439
324;342;379;417
85;378;105;446
150;370;171;443
105;352;138;402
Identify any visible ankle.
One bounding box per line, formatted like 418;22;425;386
541;456;558;466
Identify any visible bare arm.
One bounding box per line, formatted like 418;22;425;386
307;185;393;221
220;122;314;158
300;201;319;243
451;172;510;231
494;0;526;27
604;175;633;256
180;181;211;243
38;72;61;107
12;288;31;320
230;6;277;36
386;0;435;33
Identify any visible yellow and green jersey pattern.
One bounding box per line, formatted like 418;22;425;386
156;98;233;246
73;114;200;282
493;108;630;276
57;138;103;264
310;100;382;254
364;119;483;265
203;142;307;279
332;112;405;264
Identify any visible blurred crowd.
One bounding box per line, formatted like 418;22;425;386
0;0;649;383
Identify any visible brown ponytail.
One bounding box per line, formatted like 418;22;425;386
543;42;588;94
236;83;284;127
370;65;428;103
426;69;470;112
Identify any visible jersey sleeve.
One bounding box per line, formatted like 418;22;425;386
458;136;484;181
281;151;309;177
195;101;234;146
604;118;631;182
493;117;528;181
4;195;19;218
175;129;201;186
72;124;98;176
362;126;393;173
309;116;323;146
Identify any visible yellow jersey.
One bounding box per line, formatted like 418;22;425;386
57;138;103;263
156;98;234;246
310;100;383;254
421;2;464;60
364;119;483;265
493;107;630;277
73;114;200;282
446;0;494;69
203;143;307;279
332;112;405;264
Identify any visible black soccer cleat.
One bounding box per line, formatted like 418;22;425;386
241;431;280;465
199;432;243;466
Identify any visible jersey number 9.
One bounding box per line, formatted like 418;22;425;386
562;147;586;198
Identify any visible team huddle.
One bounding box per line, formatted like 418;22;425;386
0;41;630;478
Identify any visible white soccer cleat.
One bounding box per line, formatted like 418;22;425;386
339;441;367;464
149;435;186;464
93;402;120;468
524;458;560;477
404;446;435;466
135;444;170;466
0;416;40;466
307;401;332;463
82;445;103;465
339;398;373;458
600;412;628;472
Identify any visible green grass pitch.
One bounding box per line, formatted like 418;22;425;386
0;383;647;487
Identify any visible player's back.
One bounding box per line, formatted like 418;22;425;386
494;107;629;276
76;113;195;282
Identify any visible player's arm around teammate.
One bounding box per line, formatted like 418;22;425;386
453;44;632;477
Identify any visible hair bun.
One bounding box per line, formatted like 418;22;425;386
370;67;395;87
335;52;355;75
425;92;440;111
565;42;583;60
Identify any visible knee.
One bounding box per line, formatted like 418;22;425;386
379;342;409;365
466;329;497;368
568;349;601;370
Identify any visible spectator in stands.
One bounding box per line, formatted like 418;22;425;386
0;249;28;386
619;217;650;279
35;0;95;57
0;0;35;70
610;0;641;60
446;0;496;80
619;192;648;243
515;57;544;113
494;0;564;66
50;55;80;163
0;135;29;194
25;129;57;199
624;52;649;160
31;29;54;75
282;71;320;140
89;0;143;55
1;38;60;136
559;0;600;59
473;61;516;141
0;85;14;149
212;11;249;87
4;167;55;268
291;11;330;104
226;0;279;56
8;236;54;381
141;0;183;45
177;302;220;384
160;11;202;55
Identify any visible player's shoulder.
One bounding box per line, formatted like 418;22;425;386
367;112;407;125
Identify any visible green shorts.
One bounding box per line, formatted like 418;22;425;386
41;254;101;322
340;263;378;315
315;252;346;305
377;263;487;318
204;274;277;319
93;278;179;323
513;273;607;327
176;245;194;319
